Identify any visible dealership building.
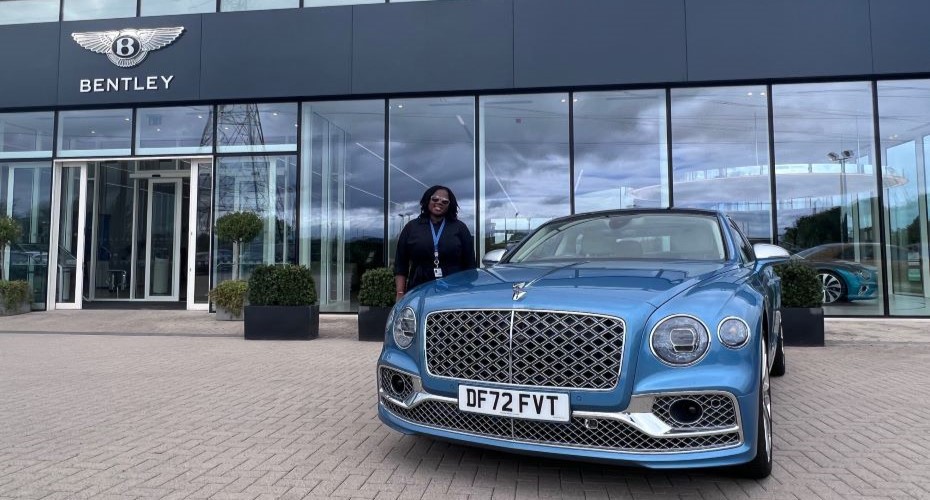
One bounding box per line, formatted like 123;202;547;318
1;0;929;317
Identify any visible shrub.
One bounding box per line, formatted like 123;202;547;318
775;259;823;308
0;216;22;280
208;280;248;316
359;267;396;307
0;280;30;310
248;264;317;306
215;211;263;244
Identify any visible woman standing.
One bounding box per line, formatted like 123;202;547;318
394;185;477;300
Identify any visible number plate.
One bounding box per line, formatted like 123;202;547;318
457;385;570;422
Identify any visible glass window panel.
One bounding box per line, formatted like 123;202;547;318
1;162;52;310
87;161;134;300
194;162;212;304
773;81;882;316
301;100;385;312
213;156;297;284
57;109;132;158
63;0;134;20
304;0;381;7
0;0;58;24
222;0;298;11
0;112;54;159
479;93;569;256
573;90;668;212
141;0;215;15
388;96;476;262
55;166;82;304
136;106;213;155
216;103;298;153
877;80;930;316
672;86;772;240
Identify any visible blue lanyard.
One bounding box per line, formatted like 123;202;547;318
430;219;446;266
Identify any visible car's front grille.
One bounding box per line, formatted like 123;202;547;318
426;310;624;390
651;394;738;430
382;399;740;453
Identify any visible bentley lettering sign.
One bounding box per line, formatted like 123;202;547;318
71;27;184;94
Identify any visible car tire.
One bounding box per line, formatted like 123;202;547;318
770;323;786;377
736;340;773;479
818;270;846;304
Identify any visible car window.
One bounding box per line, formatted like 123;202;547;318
508;213;726;263
729;219;755;264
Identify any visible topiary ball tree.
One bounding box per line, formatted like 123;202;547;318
215;211;263;280
0;216;22;281
774;259;824;308
359;267;396;307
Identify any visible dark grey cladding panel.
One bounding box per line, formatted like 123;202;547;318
353;0;513;94
0;23;60;110
58;15;202;106
871;0;930;74
201;8;351;100
686;0;872;81
513;0;687;88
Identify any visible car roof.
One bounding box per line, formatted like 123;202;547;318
544;208;722;226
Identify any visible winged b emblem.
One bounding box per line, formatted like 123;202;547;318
72;27;184;68
512;282;528;301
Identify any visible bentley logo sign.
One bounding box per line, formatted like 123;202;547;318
512;282;528;301
72;27;184;68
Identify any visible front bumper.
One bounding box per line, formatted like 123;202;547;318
377;364;757;469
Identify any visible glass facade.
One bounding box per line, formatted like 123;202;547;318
57;109;133;158
141;0;215;16
300;100;385;312
672;86;771;239
136;106;213;156
0;0;57;24
480;94;569;255
62;0;134;21
877;81;930;315
1;161;51;309
213;155;297;284
573;90;667;212
222;0;299;11
1;81;929;316
1;112;54;159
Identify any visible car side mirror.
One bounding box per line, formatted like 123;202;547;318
753;243;790;269
481;249;506;267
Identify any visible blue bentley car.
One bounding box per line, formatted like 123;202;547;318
377;209;789;478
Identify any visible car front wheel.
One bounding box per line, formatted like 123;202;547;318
737;340;773;479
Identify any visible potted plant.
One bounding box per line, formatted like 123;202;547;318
0;217;29;316
208;279;248;321
358;267;395;341
775;259;825;346
244;264;319;340
215;211;263;280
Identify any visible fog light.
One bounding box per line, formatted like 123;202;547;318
668;398;703;425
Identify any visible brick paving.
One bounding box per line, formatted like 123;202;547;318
0;313;928;499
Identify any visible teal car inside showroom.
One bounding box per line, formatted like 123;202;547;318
377;208;789;479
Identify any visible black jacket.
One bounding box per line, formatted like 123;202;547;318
394;216;477;290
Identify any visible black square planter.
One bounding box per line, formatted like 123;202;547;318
781;307;824;346
244;305;319;340
358;305;391;341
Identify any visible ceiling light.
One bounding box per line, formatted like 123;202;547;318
90;130;95;134
747;92;753;96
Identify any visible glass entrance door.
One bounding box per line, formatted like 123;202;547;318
47;162;88;309
145;179;182;300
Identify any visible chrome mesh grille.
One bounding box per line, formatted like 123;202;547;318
651;395;738;430
382;399;739;452
379;367;415;402
426;310;624;389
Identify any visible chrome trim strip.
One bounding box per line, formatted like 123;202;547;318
380;400;742;456
423;308;627;391
377;366;742;442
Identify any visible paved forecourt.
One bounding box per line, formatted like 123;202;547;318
0;316;929;499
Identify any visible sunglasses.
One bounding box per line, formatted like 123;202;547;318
430;196;451;206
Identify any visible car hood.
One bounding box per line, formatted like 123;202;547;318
414;260;735;319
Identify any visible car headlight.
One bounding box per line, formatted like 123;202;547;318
717;317;750;348
650;315;710;366
392;306;417;349
855;269;870;280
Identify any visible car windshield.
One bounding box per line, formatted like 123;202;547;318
507;213;726;263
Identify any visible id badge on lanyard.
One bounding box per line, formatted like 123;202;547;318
431;219;446;278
